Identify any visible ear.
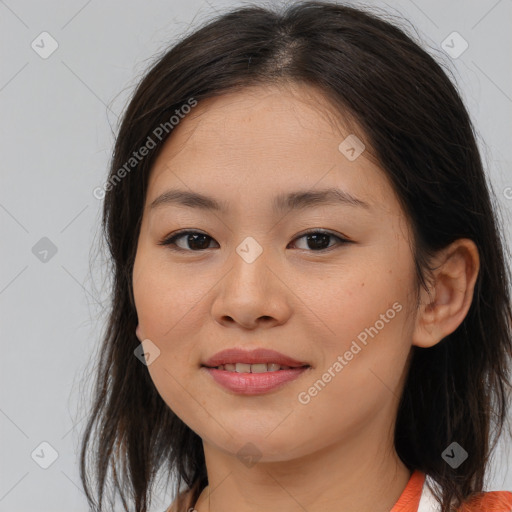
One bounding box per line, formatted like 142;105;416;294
135;324;143;342
412;239;480;348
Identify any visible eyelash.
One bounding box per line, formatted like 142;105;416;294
158;229;351;253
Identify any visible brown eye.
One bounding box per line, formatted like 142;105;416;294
159;231;219;251
160;229;351;253
289;230;350;251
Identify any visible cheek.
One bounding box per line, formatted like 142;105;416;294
300;262;408;344
300;252;414;392
132;257;205;417
293;275;412;442
133;253;208;340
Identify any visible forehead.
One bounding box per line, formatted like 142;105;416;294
156;83;352;157
146;83;400;218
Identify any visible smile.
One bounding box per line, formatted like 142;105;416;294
206;362;309;372
201;365;311;395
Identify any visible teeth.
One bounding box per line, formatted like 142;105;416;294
214;363;295;372
236;363;252;373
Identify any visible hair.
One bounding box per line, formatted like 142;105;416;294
79;1;512;511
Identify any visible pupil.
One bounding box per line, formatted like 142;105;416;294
189;234;210;250
307;233;330;250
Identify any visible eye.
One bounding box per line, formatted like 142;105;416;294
288;229;351;251
158;230;218;251
159;229;351;252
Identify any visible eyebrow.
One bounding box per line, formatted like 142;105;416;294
149;187;371;213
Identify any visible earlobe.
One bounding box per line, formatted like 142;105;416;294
412;239;480;349
135;324;142;342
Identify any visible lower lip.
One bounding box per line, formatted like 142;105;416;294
201;366;310;395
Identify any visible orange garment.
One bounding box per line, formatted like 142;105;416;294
391;469;512;512
391;470;425;511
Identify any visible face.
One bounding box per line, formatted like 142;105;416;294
132;83;419;462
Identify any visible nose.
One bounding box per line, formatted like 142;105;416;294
210;245;293;330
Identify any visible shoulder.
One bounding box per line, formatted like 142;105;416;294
164;488;195;512
420;476;511;512
457;490;512;511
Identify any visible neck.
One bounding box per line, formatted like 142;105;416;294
194;428;411;511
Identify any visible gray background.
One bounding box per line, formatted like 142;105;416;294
1;0;511;510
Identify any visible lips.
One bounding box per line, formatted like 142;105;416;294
202;365;310;395
202;347;310;369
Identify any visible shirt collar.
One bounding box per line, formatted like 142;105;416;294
391;470;441;512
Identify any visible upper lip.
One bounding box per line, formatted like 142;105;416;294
202;348;310;368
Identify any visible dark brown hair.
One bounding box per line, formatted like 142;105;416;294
79;2;512;511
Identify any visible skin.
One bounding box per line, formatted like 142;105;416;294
132;82;480;512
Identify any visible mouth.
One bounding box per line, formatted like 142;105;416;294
201;362;311;372
200;364;311;395
202;347;311;370
200;347;312;395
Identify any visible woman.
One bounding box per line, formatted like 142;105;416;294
79;2;512;511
